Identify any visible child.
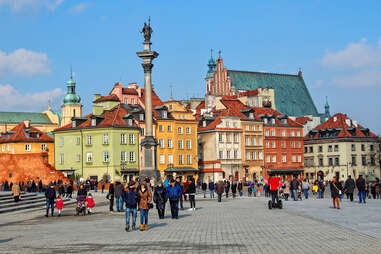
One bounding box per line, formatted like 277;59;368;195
248;186;252;197
85;193;95;215
256;184;261;197
56;195;64;216
253;185;257;197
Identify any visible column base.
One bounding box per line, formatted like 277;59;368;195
139;169;162;183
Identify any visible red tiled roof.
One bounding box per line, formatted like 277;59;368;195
252;107;301;127
295;116;312;125
94;94;120;103
238;89;259;97
140;89;164;119
0;122;53;143
307;113;377;139
122;88;138;95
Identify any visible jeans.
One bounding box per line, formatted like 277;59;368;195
116;197;124;211
239;191;243;197
189;194;196;208
125;208;137;226
140;209;149;225
210;190;214;198
358;190;366;203
292;190;298;200
303;189;309;199
46;199;54;216
169;199;179;218
217;194;222;202
333;197;340;208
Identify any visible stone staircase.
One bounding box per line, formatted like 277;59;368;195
0;192;75;214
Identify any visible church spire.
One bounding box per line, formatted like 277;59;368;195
325;96;330;118
63;67;81;105
206;49;216;79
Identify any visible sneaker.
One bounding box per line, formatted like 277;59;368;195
132;225;136;231
125;225;130;232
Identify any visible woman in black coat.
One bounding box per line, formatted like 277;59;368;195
153;182;167;219
330;177;342;209
108;183;115;212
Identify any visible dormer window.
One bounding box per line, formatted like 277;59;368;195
163;111;167;118
249;112;254;119
72;121;76;128
202;121;206;127
139;114;144;121
271;119;275;124
91;119;96;127
131;98;135;104
282;119;287;124
128;119;133;126
264;118;268;124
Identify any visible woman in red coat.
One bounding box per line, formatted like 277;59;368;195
56;195;64;216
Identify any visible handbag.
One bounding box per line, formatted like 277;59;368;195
148;203;154;209
332;183;342;195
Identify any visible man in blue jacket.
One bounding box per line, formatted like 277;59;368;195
166;179;182;219
122;181;140;231
209;180;215;198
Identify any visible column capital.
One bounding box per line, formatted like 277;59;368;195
142;63;153;73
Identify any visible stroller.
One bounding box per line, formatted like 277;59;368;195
76;195;87;216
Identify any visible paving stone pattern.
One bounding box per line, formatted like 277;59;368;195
1;195;381;254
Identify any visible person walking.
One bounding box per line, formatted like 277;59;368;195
283;180;290;201
166;179;182;219
38;180;43;193
231;181;237;198
56;195;64;216
201;182;207;198
248;185;252;197
330;177;342;209
123;181;139;231
45;184;56;217
291;176;299;201
175;177;184;210
356;175;366;203
318;180;325;199
107;183;115;212
115;180;124;212
101;180;105;193
238;180;243;197
376;178;381;199
153;182;167;219
208;180;215;198
138;182;152;231
11;182;21;202
67;183;73;198
224;181;230;198
187;178;196;210
301;179;310;199
344;175;355;202
215;180;224;202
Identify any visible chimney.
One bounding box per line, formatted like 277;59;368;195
298;68;303;77
93;94;101;102
129;83;137;89
24;120;30;128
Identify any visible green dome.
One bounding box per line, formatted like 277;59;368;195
63;93;81;104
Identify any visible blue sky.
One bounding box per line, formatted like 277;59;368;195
0;0;380;134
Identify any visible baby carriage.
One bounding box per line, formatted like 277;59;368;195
76;195;87;216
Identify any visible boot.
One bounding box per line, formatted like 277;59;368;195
144;224;148;231
132;224;136;231
125;225;130;232
140;224;144;231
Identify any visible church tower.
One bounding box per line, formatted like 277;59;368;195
61;68;82;127
325;96;331;118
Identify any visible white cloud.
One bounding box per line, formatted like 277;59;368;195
313;80;324;88
68;2;88;14
321;38;381;69
0;49;50;76
0;84;65;111
0;0;64;12
331;69;381;88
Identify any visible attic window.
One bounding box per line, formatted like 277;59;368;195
202;121;206;127
128;119;133;126
91;119;96;127
264;118;268;124
72;121;76;128
249;112;254;119
271;119;275;124
333;116;337;122
162;111;167;118
139;114;144;121
282;119;287;124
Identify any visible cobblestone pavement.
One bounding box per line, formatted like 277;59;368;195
1;195;381;254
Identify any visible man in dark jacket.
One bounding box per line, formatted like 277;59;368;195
231;181;237;198
166;179;182;219
45;185;56;217
215;180;224;202
175;177;184;210
202;182;207;198
123;182;139;231
225;181;230;198
356;175;366;203
344;175;355;202
115;181;124;212
209;180;215;198
291;176;299;201
153;182;167;219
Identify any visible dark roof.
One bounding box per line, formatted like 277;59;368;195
227;70;319;117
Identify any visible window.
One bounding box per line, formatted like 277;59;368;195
233;133;239;142
271;119;275;124
309;147;313;153
129;134;135;144
351;144;356;151
121;151;126;162
159;125;164;132
218;133;223;142
362;156;366;166
162;111;167;118
271;141;275;148
167;139;173;148
361;144;365;151
296;131;300;137
131;98;135;104
103;152;109;162
245;136;249;145
370;144;374;152
59;137;64;147
272;155;276;162
186;127;191;134
129;151;135;162
304;147;308;153
76;154;81;162
59;153;64;164
233;122;238;128
7;144;10;152
251;125;255;131
265;141;269;148
281;141;285;148
86;152;93;162
335;157;339;166
281;130;286;137
124;98;128;104
319;158;323;166
121;134;126;144
292;155;296;162
168;154;173;164
226;121;230;128
352;156;356;166
72;121;76;128
265;130;269;136
234;150;238;159
370;155;375;166
251;137;256;146
159;139;164;148
178;140;183;149
186;154;191;164
257;125;261;131
249;112;254;119
87;135;92;145
291;131;295;137
178;127;183;134
297;142;301;148
319;146;323;152
271;130;275;136
297;155;302;162
127;119;132;126
178;154;183;165
186;140;191;149
252;151;256;160
167;125;172;132
141;128;145;136
282;155;286;163
264;118;268;124
226;134;231;142
219;150;223;159
25;144;31;151
291;142;295;148
328;158;333;166
76;137;80;145
103;134;109;144
159;154;165;164
91;118;96;127
266;155;270;163
226;150;231;159
258;137;262;146
246;151;250;160
328;145;332;152
41;144;47;151
258;151;263;160
139;114;144;121
334;145;339;152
